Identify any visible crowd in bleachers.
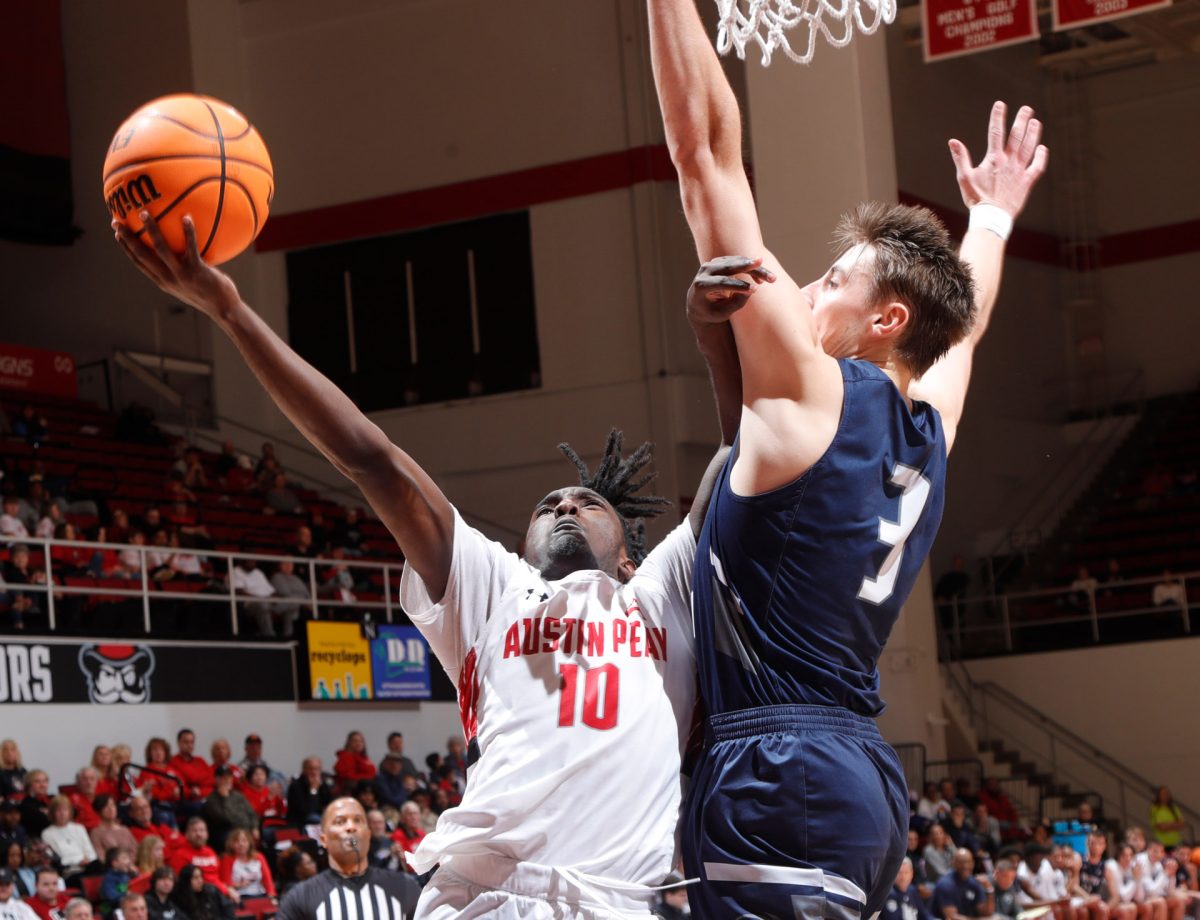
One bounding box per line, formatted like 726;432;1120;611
894;776;1199;920
0;729;469;920
1;394;401;637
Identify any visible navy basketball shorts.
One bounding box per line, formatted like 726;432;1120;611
682;704;908;920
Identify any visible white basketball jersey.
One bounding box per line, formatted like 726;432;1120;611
399;510;697;885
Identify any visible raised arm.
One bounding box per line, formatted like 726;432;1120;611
910;101;1048;452
113;214;454;600
649;0;843;493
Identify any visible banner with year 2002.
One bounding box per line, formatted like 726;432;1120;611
1053;0;1169;31
923;0;1039;61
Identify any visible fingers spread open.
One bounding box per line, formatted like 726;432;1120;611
182;215;202;266
1018;118;1042;166
141;211;179;271
947;138;972;175
113;222;170;285
1027;144;1049;180
1007;105;1034;157
986;101;1007;157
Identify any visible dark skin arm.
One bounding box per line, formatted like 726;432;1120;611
112;213;455;601
687;256;775;446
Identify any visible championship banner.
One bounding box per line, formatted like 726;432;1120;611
923;0;1038;61
370;626;431;700
0;640;293;704
0;342;78;398
306;621;373;700
1053;0;1169;30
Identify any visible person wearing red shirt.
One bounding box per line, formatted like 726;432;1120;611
124;797;185;856
23;867;70;920
208;741;242;789
389;802;426;862
978;776;1022;838
168;731;213;803
239;766;284;822
67;769;100;832
218;829;276;901
166;818;237;903
136;739;183;823
332;732;375;791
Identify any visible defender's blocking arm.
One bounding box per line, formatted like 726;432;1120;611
114;214;455;600
911;101;1048;452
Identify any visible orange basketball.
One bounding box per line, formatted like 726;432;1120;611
103;94;273;266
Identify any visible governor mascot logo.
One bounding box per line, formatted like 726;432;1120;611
78;644;156;704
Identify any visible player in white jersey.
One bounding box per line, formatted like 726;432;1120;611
111;217;721;920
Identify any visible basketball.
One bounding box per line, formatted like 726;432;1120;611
102;94;273;266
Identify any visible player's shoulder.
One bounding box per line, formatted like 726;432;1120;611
365;866;421;894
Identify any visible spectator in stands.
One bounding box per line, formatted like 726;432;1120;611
1142;841;1187;920
905;828;933;900
979;777;1021;837
390;803;425;862
330;508;367;557
652;872;689;920
1063;846;1109;920
22;867;69;920
229;561;276;638
142;868;180;920
0;867;39;920
41;797;98;880
90;748;116;800
140;508;163;537
1077;802;1098;830
124;797;181;854
253;445;278;480
90;797;136;858
224;457;254;494
107;511;131;546
0;807;26;855
132;836;166;892
62;901;91;920
267;561;307;639
100;848;137;911
926;824;957;883
206;743;239;789
883;857;933;920
955;779;980;811
12;407;48;448
169;731;213;808
15;846;54;899
317;549;358;605
287;527;314;560
217;830;273;902
137;740;182;828
236;737;283;790
201;769;256;851
364;810;396;870
2;844;28;899
1108;843;1163;920
930;848;994;920
115;532;147;581
333;733;375;789
263;474;302;516
944;802;984;857
1;546;43;629
992;858;1023;919
0;742;25;798
163;475;197;507
120;892;149;920
68;769;100;832
34;505;62;540
176;451;208;492
972;802;1002;855
285;759;331;829
1151;575;1186;611
444;737;467;785
379;734;418;780
1;498;31;540
274;849;316;901
1065;566;1099;613
17;771;51;838
214;443;238;482
374;754;412;810
237;767;281;824
1018;842;1072;920
172;865;233;920
166;821;234;904
407;790;435;836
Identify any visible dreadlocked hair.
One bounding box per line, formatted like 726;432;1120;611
557;429;671;564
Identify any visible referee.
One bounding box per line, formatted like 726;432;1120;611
277;798;419;920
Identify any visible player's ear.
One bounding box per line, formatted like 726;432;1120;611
873;300;910;340
617;556;637;583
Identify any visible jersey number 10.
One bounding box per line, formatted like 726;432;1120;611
558;663;619;730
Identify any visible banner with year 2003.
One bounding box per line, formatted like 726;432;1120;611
923;0;1039;61
1053;0;1169;31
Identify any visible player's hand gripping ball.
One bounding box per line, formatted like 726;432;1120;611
103;94;273;266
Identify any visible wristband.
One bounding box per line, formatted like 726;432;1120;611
969;203;1014;241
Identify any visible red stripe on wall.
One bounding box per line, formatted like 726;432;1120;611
257;145;1196;270
255;144;676;253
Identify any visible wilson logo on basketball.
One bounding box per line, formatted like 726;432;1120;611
106;174;163;220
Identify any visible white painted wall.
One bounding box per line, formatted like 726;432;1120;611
964;638;1200;814
3;698;461;794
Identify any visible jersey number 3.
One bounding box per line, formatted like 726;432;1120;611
558;663;619;730
857;462;931;605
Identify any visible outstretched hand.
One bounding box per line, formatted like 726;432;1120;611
948;101;1049;220
112;212;241;321
687;256;775;325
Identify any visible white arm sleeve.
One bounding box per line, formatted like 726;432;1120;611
399;509;523;685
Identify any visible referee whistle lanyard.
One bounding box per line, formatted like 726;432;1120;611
551;866;700;919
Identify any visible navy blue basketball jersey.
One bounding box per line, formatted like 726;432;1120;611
693;358;948;717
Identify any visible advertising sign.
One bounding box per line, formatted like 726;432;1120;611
306;622;373;700
1053;0;1170;30
370;625;431;700
0;341;78;398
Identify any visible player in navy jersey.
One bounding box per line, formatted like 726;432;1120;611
647;0;1048;916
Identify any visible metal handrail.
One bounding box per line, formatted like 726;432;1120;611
1;533;405;634
118;762;185;801
954;666;1200;836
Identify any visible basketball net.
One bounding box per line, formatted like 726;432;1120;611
713;0;897;65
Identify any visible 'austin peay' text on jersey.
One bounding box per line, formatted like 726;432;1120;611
693;359;948;717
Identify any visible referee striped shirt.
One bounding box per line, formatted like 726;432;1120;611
277;867;419;920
